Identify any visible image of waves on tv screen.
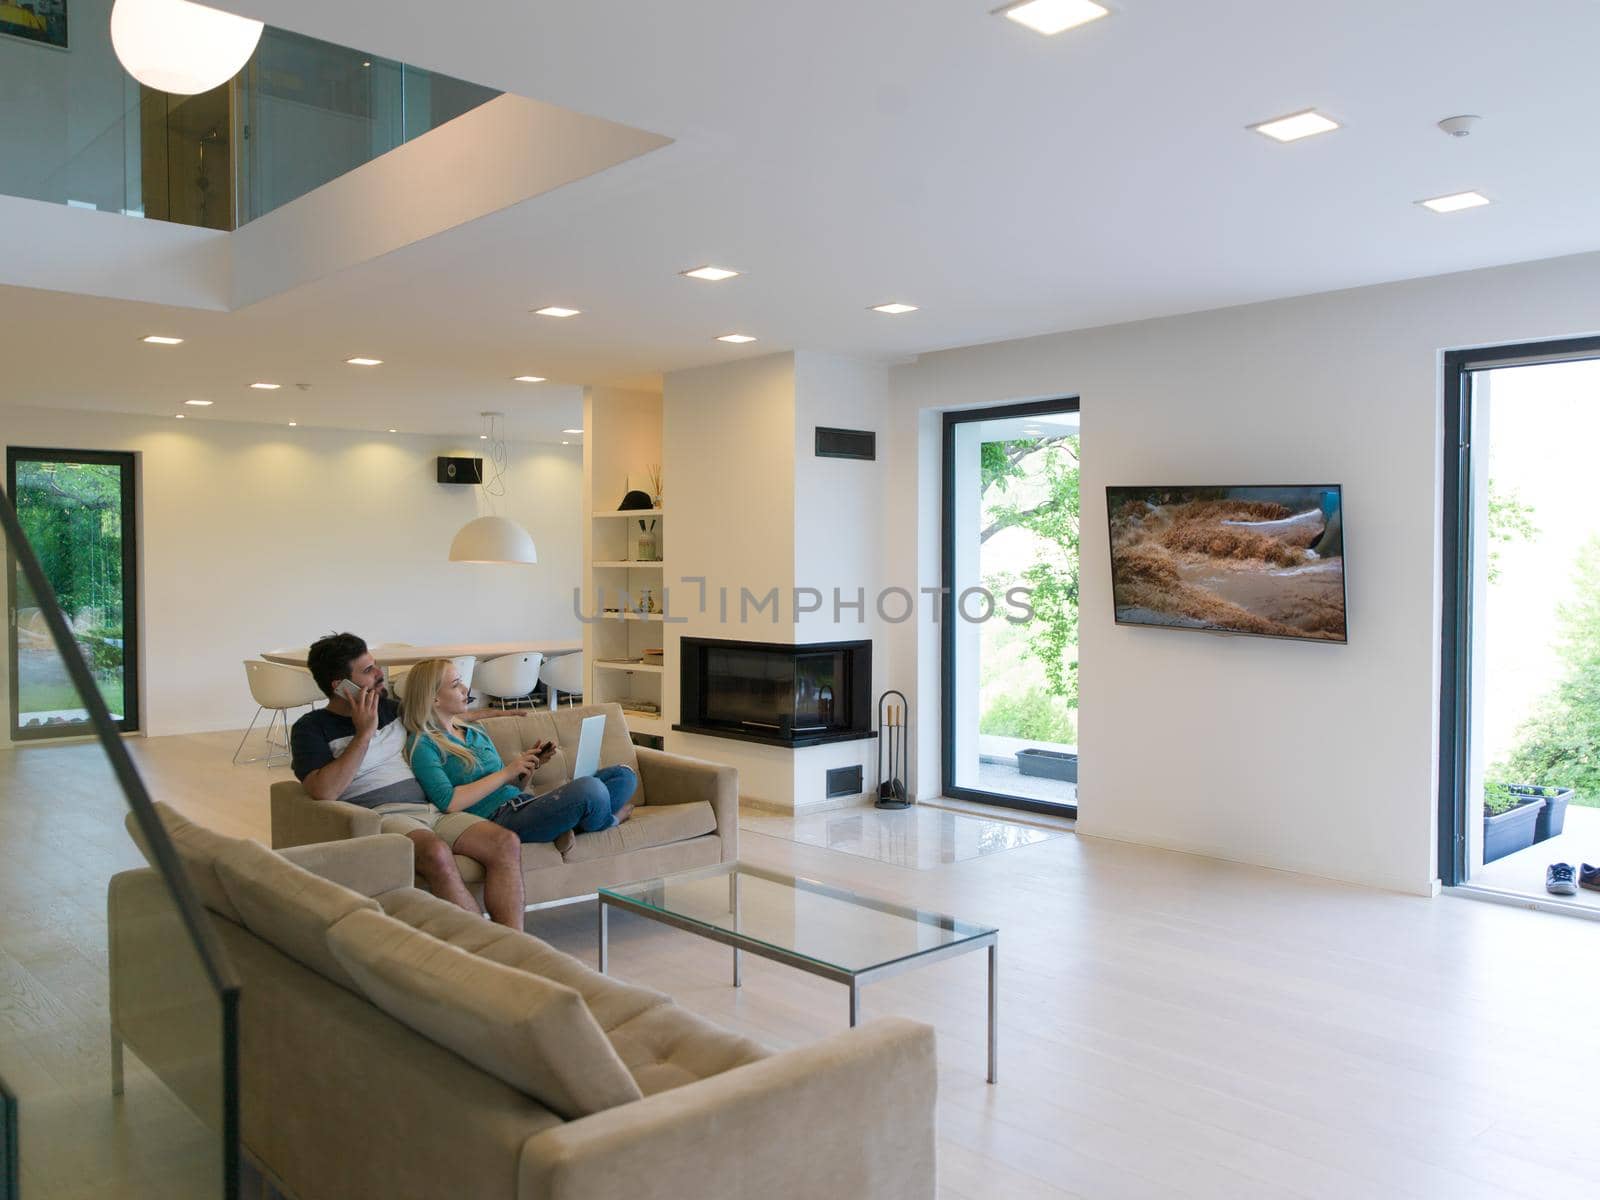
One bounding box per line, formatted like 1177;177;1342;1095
1106;485;1346;643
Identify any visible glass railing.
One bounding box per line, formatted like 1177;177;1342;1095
237;27;498;225
0;484;240;1198
0;19;498;230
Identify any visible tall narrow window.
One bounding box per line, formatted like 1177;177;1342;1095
1441;339;1600;911
7;448;139;740
943;400;1080;814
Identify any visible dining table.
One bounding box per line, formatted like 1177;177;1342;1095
261;640;581;669
262;640;583;708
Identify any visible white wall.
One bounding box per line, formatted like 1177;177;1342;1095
888;249;1600;896
662;353;798;804
791;352;890;808
660;351;894;810
0;406;582;742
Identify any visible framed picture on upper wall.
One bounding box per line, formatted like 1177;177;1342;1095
0;0;68;49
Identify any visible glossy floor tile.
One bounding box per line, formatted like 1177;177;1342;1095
741;803;1064;869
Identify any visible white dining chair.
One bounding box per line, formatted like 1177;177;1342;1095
472;652;543;710
233;660;324;767
541;651;583;709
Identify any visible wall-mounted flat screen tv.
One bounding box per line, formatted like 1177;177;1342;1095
1107;485;1347;643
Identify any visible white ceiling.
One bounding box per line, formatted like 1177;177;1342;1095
7;0;1600;437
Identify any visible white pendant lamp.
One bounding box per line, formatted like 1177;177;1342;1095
449;413;538;565
111;0;264;95
449;516;538;565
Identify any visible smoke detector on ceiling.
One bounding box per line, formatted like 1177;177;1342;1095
1438;114;1481;138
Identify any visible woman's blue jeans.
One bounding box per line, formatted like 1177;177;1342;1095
489;765;637;843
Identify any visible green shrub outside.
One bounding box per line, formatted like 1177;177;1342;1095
980;688;1077;745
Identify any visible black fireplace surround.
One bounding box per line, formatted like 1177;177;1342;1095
675;637;874;748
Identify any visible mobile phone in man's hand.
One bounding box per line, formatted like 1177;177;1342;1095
334;679;364;702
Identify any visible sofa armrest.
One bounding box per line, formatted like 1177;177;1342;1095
270;780;382;849
279;834;416;897
517;1018;936;1200
633;746;737;862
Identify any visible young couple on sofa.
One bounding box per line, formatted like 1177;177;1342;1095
288;632;636;928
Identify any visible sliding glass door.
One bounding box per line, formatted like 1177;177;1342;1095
943;399;1080;814
7;448;139;740
1441;338;1600;909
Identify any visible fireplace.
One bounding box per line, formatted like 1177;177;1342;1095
675;637;873;747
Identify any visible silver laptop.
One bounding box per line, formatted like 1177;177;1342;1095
570;714;606;780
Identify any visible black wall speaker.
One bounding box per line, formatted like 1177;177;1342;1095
815;427;877;460
437;456;484;485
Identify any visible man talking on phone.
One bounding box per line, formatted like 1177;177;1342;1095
289;632;526;927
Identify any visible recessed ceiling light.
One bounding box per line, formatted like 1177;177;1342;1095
184;399;212;406
562;428;583;434
682;266;741;282
346;356;383;366
250;381;281;390
479;433;489;440
361;60;371;67
996;0;1108;36
562;440;570;445
513;375;547;383
1250;109;1340;143
174;413;185;419
533;306;581;318
1419;190;1490;214
388;428;398;433
288;421;298;427
717;334;757;344
871;302;918;315
142;335;183;345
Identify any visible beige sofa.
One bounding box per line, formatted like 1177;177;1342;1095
271;703;735;905
112;804;938;1200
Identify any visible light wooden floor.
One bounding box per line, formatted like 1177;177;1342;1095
3;729;1598;1199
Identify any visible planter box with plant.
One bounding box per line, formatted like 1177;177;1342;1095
1016;748;1077;782
1504;784;1575;843
1483;783;1547;864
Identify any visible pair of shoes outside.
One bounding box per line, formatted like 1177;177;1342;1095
1545;862;1600;896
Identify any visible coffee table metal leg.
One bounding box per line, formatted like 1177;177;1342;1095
730;872;742;987
598;901;609;974
987;940;998;1084
849;980;861;1027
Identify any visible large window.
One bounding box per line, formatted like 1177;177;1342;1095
7;448;139;740
942;399;1080;814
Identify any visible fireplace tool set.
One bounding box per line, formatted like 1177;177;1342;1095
875;690;911;810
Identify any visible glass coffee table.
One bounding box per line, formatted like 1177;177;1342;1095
598;862;999;1083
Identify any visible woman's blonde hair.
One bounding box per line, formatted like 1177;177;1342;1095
400;658;478;768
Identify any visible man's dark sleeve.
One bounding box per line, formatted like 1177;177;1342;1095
289;711;334;783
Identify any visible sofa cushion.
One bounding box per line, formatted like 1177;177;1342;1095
214;839;379;991
377;887;668;1030
560;801;717;865
326;908;643;1120
124;802;244;923
478;711;570;793
604;1003;769;1096
552;705;645;804
479;705;647;806
451;839;563;887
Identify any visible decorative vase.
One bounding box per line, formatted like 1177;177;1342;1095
636;527;658;562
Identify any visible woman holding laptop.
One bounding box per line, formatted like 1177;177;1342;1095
400;658;636;853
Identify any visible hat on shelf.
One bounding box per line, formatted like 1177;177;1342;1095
618;489;653;511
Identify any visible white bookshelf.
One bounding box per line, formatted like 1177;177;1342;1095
581;388;667;741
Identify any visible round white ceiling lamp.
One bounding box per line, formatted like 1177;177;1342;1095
110;0;264;95
448;412;539;565
449;516;538;565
